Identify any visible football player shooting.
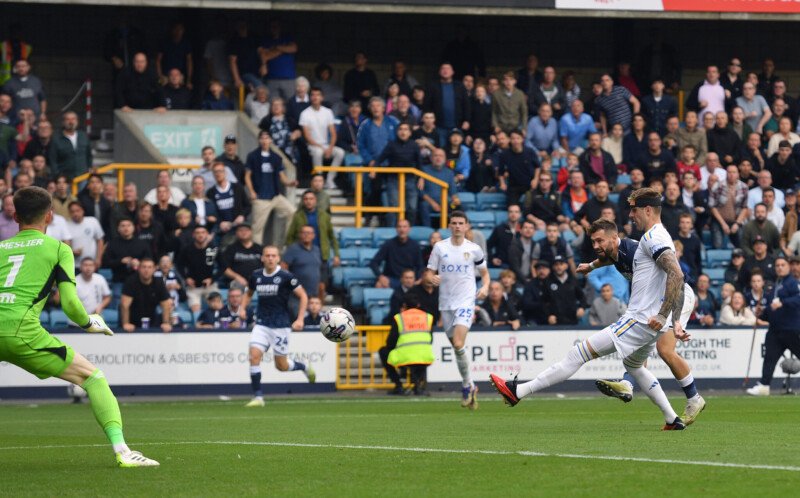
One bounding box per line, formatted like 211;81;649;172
490;188;691;430
0;187;158;467
577;218;706;425
240;246;314;407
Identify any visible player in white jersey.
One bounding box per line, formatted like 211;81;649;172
490;188;690;430
427;211;490;409
578;219;706;425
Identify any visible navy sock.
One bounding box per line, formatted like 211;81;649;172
622;372;635;389
250;367;262;397
681;381;698;398
291;361;306;372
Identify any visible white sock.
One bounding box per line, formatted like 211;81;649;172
625;365;678;423
517;343;588;399
286;358;296;371
114;443;130;454
455;348;473;388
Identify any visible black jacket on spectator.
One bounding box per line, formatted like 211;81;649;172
527;84;567;117
764;274;800;332
677;232;703;282
707;126;742;166
622;133;648;168
22;137;52;162
521;276;548;325
163;85;193;110
343;68;380;108
766;155;800;191
542;273;586;325
661;201;690;239
206;182;252;223
219;240;263;283
425;80;470;129
636;149;676;181
121;274;170;328
578;150;617;185
468;98;493;142
215;154;247;185
375;139;421;168
533;237;571;266
480;297;519;325
523;188;563;224
407;285;440;323
487;222;518;266
153;203;179;234
515;68;543;96
725;263;747;291
508;237;534;282
286;98;310;130
176;242;218;283
136;221;168;260
641;94;678;135
498;147;538;186
739;255;777;289
369;237;424;279
575;197;617;226
103;236;152;283
115;68;166;109
721;75;744;111
466;153;496;193
78;192;113;239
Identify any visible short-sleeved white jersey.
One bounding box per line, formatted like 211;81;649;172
625;223;674;324
427;237;487;310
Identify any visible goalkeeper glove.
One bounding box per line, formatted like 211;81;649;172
82;314;114;336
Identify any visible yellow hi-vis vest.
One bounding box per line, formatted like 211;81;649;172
387;308;435;367
0;41;32;86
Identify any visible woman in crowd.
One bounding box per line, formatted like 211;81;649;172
719;291;757;326
466;137;496;193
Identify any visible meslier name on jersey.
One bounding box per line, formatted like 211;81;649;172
0;239;44;250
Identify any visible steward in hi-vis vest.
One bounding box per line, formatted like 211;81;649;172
379;294;435;396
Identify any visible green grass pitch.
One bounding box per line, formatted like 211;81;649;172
1;393;798;496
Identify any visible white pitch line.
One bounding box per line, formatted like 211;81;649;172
0;440;798;472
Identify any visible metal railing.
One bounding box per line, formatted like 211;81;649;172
313;166;450;229
337;325;411;390
71;163;201;200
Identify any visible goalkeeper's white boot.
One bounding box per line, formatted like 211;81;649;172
245;396;265;407
116;450;160;468
681;395;706;425
746;383;770;396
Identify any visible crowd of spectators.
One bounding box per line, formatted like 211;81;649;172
4;19;800;331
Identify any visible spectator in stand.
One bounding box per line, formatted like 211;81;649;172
389;94;417;129
673;111;707;166
528;66;566;118
700;152;727;190
521;261;550;325
523;170;565;229
425;63;470;144
244;131;296;246
515;53;542;96
207;161;251;240
74;258;111;321
491;71;527;135
219;223;262;289
476;281;520;329
686;65;725;122
389;268;417;318
719;291;757;326
739;159;758;189
691;274;718;327
299;88;344;190
78;174;111;236
770;80;797;123
766;140;800;191
143;170;186;206
196;292;234;329
561;169;589;221
507;220;535;283
498;130;539;206
51;174;75;218
202;80;234;111
135;203;168;260
601;122;624;167
282;225;322;301
726;248;747;290
744;269;770;317
225;286;252;328
532;221;576;272
259;19;298;100
742;203;780;256
286;76;311;127
579;132;617;187
737;81;772;135
721;58;744;107
384;60;419;98
728;106;753;142
303;296;323;329
574;179;616;228
622;113;647;168
706;112;742;167
116;53;166;112
676;145;702;185
215;135;246;184
197;146;235;188
767;116;800;158
285;190;339;297
373;123;422;226
50;111;91;180
227;20;260;91
306;174;330;214
466;138;495;193
2;60;46;121
526;103;561;160
499;269;521;310
675;213;702;279
542;255;585;325
560;99;596;154
103;217;152;283
589;283;626;327
154;253;185;311
418;148;459;228
22;119;52;162
261;98;300;163
369;219;423;290
202;15;232;89
640;78;677;136
358;97;399;214
176;225;219;312
343;52;379;109
245;86;271;125
740;235;777;287
156;21;192;88
595;73;639;135
660;182;689;240
180;176;217;230
151;185;179;234
120;257;172;332
407;268;440;323
487;203;521;267
709;164;749;249
0;193;17;240
336;100;365;165
443;129;471;190
781;191;800;256
66;201;104;269
162;68;192;111
468;84;492;144
760;187;785;231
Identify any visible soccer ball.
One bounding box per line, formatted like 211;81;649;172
67;384;87;403
320;307;356;343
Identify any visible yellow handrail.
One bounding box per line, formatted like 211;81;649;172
337;325;406;390
313;166;450;229
71;163;201;201
678;89;685;122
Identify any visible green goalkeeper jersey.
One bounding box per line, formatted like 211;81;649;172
0;229;89;337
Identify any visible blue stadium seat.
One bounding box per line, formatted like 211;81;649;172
339;247;360;267
706;249;732;268
562;230;577;244
701;230;713;248
369;305;391;325
708;286;722;304
218;288;229;302
458;192;477;210
488;268;503;280
478;228;493;241
102;309;119;328
349;285;365;308
342;267;377;288
493;211;508;226
339;227;373;247
50;310;68;329
477;192;507;210
372;227;396;246
533;230;546;242
363;287;394;312
40;310;49;326
705;268;726;287
98;268;113;281
332;267;345;288
616;173;631;185
466;211;495;229
177;304;194;327
438;229;451;239
608;192;619;204
358;247;379;266
409;226;435;246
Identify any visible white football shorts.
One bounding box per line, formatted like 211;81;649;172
440;307;474;338
249;325;290;356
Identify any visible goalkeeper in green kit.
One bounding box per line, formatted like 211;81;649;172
0;187;158;467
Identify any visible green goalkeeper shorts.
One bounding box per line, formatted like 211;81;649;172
0;328;75;380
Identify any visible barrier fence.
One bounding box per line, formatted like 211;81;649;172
71;163;201;200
